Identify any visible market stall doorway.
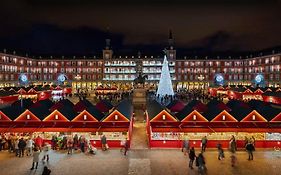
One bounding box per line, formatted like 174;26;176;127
130;109;149;149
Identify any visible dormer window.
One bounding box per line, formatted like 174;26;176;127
193;115;196;121
55;114;59;120
27;114;30;120
115;115;118;120
222;115;226;121
252;115;256;121
83;115;87;120
162;115;166;120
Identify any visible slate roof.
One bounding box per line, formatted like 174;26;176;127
29;105;51;120
115;99;133;120
146;100;165;120
86;106;105;121
175;105;193;121
11;99;33;109
202;106;224;121
229;106;252;121
254;105;281;121
1;106;25;120
57;106;77;121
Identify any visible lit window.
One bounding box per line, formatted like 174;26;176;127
252;115;255;121
193;115;196;120
222;115;225;121
162;115;166;120
83;115;87;120
55;114;59;120
27;114;30;120
115;115;118;120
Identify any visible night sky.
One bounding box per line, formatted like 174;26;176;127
0;0;280;56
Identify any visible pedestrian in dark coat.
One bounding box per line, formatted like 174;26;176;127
42;166;51;175
124;140;129;156
188;147;196;169
18;138;26;157
246;142;254;160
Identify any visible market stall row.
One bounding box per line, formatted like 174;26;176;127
0;99;133;148
146;100;281;148
208;85;281;104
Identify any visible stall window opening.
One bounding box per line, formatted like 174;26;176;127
252;115;256;121
193;115;196;121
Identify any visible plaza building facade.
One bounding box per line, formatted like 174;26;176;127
0;36;280;91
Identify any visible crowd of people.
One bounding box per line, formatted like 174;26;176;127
181;135;257;174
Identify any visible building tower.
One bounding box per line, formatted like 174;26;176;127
103;28;113;59
156;55;174;97
166;30;176;60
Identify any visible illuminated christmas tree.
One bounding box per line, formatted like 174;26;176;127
156;55;174;97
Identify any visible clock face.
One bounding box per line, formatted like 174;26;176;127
58;74;66;82
215;75;224;83
21;75;28;82
19;74;28;84
255;75;263;83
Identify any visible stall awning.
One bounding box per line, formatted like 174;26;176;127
72;110;98;122
240;110;267;122
181;110;208;122
211;110;238;122
43;110;69;122
14;109;41;122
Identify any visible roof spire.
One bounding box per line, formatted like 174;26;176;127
105;27;111;49
168;29;174;48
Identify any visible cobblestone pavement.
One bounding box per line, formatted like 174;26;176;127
0;149;281;175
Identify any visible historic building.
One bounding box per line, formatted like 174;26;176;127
0;32;280;91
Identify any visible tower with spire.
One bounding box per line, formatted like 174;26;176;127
166;29;176;60
103;27;113;59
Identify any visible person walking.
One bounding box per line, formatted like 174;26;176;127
229;135;236;153
101;135;107;151
35;136;43;151
182;139;190;156
196;153;207;174
245;141;254;160
18;138;26;157
80;136;85;153
188;147;196;169
30;147;40;170
26;137;34;156
217;142;224;160
15;138;19;157
73;134;79;150
201;136;208;152
67;137;73;154
124;140;129;156
42;144;50;162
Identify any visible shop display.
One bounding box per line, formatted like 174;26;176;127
265;133;281;140
151;132;266;140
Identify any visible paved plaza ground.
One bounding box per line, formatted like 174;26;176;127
0;149;281;175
